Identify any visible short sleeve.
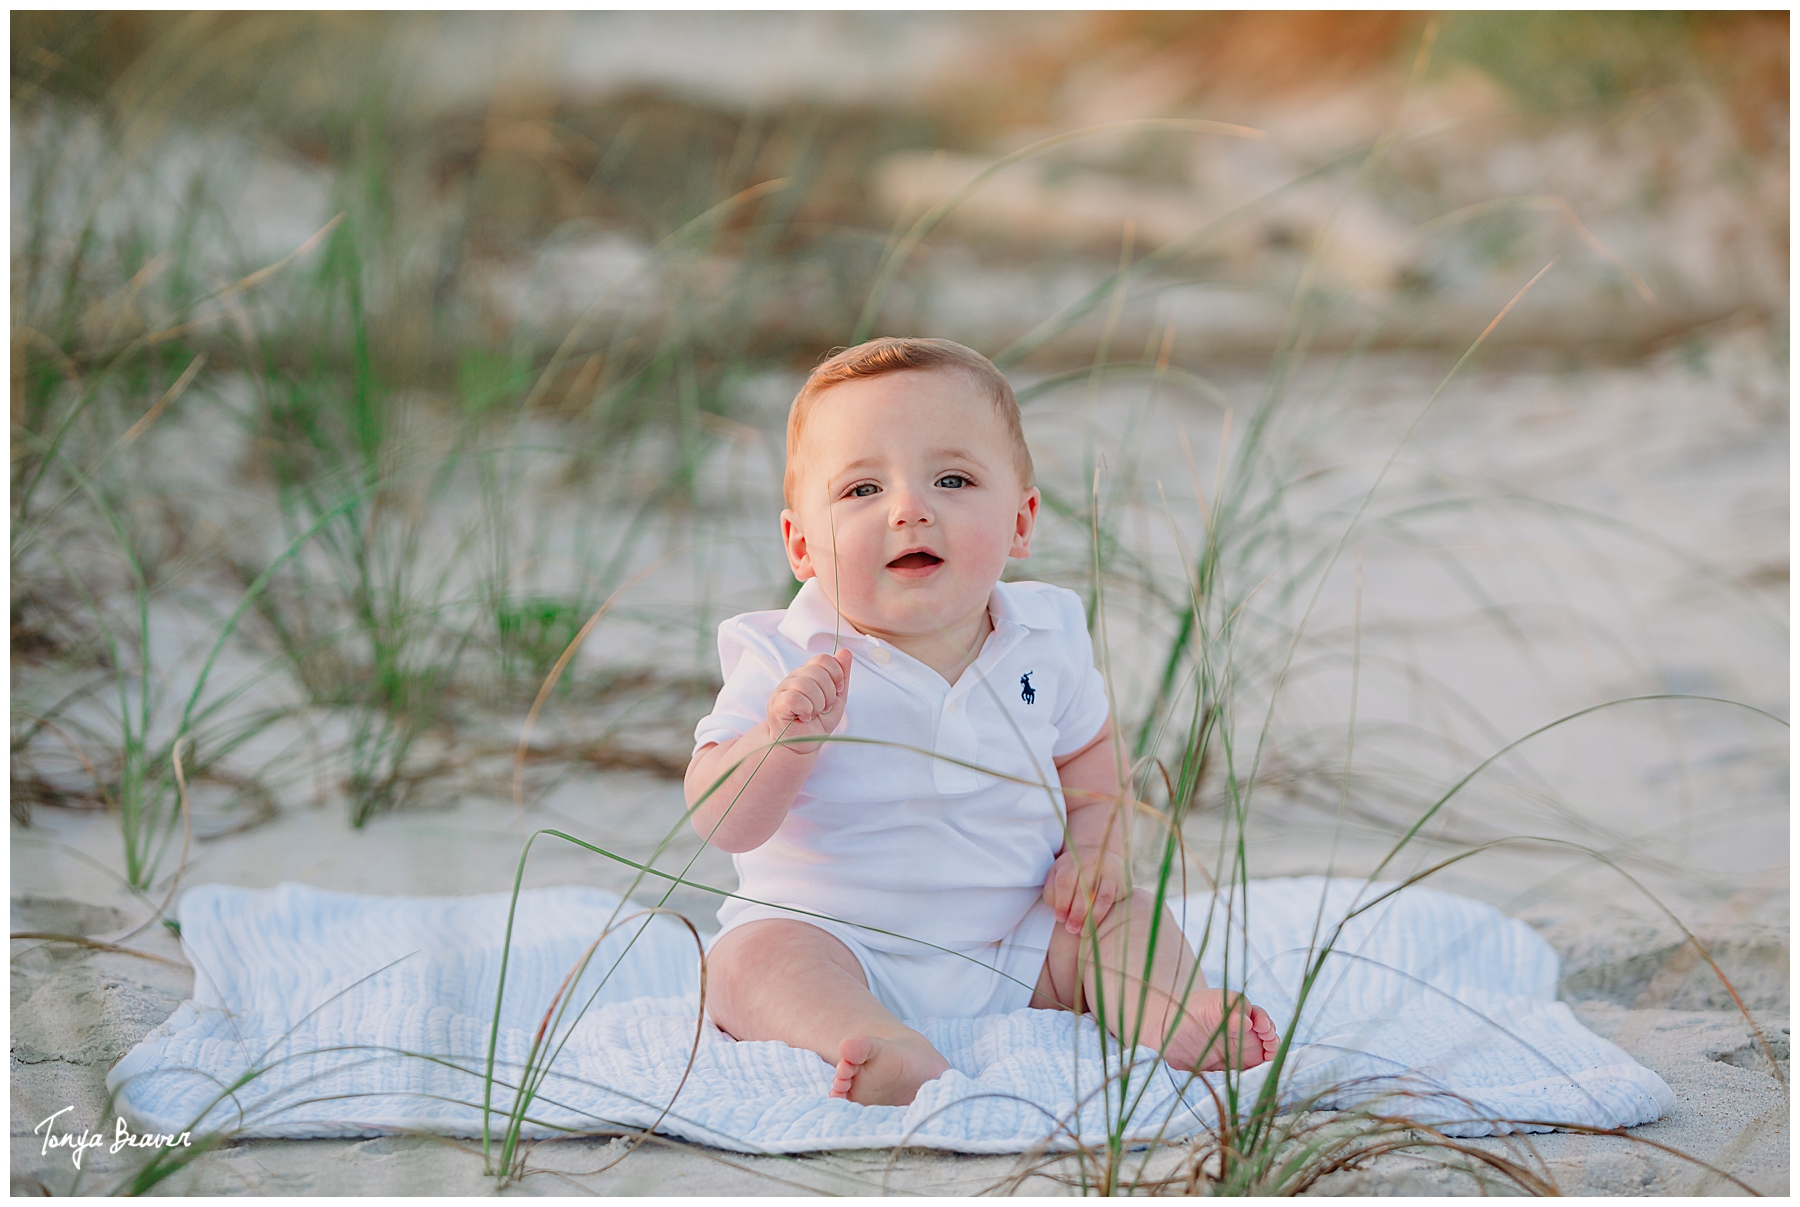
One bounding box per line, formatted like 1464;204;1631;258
1046;587;1111;758
693;614;787;752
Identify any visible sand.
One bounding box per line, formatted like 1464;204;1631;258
9;793;1788;1196
12;339;1787;1194
12;12;1789;1195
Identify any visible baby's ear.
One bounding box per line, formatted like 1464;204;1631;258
1009;487;1041;559
781;508;815;581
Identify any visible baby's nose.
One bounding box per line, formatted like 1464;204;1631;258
887;487;933;525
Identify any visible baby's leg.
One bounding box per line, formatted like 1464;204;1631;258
706;918;950;1106
1031;888;1281;1072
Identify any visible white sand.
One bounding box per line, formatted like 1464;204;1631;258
10;791;1788;1195
13;341;1786;1194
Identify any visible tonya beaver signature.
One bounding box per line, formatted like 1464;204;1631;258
34;1105;192;1169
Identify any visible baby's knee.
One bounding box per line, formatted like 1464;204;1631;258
705;921;784;999
706;920;860;1004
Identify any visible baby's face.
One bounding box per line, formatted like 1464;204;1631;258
782;368;1038;642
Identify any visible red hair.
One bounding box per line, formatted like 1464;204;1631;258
784;337;1033;506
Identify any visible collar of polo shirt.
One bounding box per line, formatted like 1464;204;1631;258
776;577;1062;658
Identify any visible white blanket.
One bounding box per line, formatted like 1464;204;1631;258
109;877;1672;1153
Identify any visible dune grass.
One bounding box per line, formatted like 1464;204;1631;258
11;23;855;843
11;14;1785;1197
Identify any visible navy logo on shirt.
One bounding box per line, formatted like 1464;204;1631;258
1019;672;1036;704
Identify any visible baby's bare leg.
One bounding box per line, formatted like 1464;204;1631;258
706;919;949;1106
1031;888;1280;1071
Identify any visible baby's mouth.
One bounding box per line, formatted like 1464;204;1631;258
887;551;944;571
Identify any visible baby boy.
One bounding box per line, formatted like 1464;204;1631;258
685;337;1279;1106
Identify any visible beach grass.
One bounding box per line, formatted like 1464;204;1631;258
467;55;1780;1191
11;12;1785;1196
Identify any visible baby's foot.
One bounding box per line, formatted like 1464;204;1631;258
1163;992;1283;1073
830;1032;951;1106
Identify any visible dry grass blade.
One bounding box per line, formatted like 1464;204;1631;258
217;212;346;300
12;711;112;807
116;352;206;447
10;931;188;968
511;555;675;812
857;116;1269;343
1455;1118;1770;1196
12;351;206;548
134;212;346;349
518;177;791;413
510;909;710;1185
18;325;84;386
1415;196;1657;305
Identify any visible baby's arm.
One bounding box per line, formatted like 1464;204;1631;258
1043;718;1129;935
685;648;852;853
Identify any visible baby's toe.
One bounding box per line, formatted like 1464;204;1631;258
830;1035;874;1099
1249;1007;1282;1062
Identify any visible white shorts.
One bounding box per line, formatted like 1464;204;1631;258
710;899;1058;1023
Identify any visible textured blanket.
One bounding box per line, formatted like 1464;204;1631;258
108;877;1672;1153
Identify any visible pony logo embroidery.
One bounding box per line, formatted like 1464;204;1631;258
1019;672;1036;704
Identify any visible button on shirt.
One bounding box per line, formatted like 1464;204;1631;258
694;578;1110;950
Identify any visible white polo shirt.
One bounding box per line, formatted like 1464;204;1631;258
694;577;1111;951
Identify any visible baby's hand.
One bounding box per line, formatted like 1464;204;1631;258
767;649;853;745
1043;848;1125;935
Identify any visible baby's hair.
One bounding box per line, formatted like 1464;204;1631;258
784;336;1035;507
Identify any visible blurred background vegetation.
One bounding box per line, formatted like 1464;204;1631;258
10;12;1787;879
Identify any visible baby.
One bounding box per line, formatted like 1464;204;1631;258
685;337;1279;1106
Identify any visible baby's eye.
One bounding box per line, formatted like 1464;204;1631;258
846;482;880;498
936;474;971;489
